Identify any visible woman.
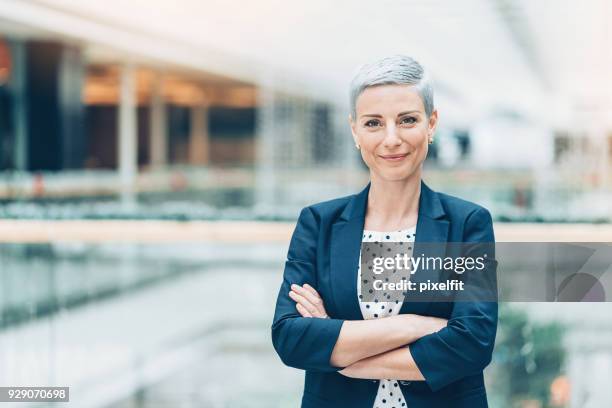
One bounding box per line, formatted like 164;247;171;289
271;55;498;408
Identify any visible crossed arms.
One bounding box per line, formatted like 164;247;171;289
289;283;446;381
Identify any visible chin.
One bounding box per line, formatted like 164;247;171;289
377;168;417;182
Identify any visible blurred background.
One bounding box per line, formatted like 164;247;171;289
0;0;611;407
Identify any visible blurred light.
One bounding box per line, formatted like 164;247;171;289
550;375;571;406
0;37;11;85
83;64;256;107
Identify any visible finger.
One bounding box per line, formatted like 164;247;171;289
302;285;329;318
289;290;314;310
303;284;326;313
289;290;318;316
302;283;320;298
291;285;324;314
296;303;312;318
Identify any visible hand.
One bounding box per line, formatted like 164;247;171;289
289;283;329;319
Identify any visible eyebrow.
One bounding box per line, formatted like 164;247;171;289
360;110;421;119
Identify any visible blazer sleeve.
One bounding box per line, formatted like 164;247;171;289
408;207;499;391
271;206;345;372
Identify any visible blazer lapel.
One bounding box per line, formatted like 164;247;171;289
400;181;450;314
330;183;370;321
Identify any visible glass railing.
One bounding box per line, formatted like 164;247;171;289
1;167;611;223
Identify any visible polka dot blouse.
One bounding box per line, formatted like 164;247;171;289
358;225;416;408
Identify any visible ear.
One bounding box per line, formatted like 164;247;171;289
428;109;439;136
349;114;359;146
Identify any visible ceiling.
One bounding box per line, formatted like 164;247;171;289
1;0;610;129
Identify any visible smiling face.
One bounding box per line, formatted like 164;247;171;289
350;84;438;182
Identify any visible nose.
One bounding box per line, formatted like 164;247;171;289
383;122;402;147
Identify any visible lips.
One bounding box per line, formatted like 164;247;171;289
379;153;410;161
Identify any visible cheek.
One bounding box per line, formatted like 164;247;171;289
357;134;381;152
402;126;429;143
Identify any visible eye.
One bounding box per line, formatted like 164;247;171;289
400;116;417;125
364;119;381;128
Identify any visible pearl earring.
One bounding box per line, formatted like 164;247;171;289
355;144;360;149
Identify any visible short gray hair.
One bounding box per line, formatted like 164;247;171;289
349;55;434;119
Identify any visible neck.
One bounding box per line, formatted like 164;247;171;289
366;169;422;231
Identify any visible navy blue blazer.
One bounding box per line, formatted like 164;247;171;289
271;180;498;408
